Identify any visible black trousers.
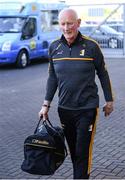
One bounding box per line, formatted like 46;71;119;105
58;107;98;179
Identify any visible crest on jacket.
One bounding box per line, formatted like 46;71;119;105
80;49;85;56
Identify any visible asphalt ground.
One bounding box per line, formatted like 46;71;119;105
0;57;125;179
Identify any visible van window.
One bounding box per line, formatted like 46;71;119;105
40;10;59;32
22;18;36;39
0;17;26;33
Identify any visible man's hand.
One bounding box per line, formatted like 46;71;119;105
38;105;49;120
103;101;114;117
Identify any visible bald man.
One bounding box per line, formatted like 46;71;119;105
39;8;114;179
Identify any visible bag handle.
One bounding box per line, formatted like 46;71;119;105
34;118;53;134
43;119;68;156
43;118;53;128
34;118;68;156
34;118;41;134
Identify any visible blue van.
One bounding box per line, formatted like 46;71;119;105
0;1;66;68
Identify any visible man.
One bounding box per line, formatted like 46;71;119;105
39;8;114;179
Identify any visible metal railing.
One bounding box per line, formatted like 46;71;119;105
69;3;125;57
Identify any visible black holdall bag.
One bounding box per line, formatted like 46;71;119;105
21;118;68;175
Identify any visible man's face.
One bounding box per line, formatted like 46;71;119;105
59;11;81;44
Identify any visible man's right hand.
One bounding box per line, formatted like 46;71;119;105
38;105;49;120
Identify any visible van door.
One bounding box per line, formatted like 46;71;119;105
22;17;43;60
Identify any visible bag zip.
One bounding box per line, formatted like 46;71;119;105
25;143;67;157
24;143;56;149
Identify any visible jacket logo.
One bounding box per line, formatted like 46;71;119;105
80;49;85;56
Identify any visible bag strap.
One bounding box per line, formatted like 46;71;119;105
44;119;68;156
34;118;68;156
43;118;53;128
34;118;42;134
34;117;53;134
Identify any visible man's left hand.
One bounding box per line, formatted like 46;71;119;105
103;101;114;117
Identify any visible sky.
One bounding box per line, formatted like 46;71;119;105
66;0;125;5
1;0;124;22
1;0;125;4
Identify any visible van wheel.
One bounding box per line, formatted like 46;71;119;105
16;50;29;68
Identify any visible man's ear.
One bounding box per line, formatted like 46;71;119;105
77;18;81;27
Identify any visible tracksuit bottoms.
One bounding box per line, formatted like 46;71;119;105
58;107;98;179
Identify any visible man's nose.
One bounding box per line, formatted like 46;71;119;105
64;24;69;31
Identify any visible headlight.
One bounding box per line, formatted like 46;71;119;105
2;41;11;51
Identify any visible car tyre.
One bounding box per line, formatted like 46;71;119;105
108;38;118;49
16;50;29;68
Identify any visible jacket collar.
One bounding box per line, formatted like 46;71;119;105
60;31;83;46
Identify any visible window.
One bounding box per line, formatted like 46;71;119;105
22;18;36;39
40;10;59;32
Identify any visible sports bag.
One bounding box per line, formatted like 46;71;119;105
21;118;67;175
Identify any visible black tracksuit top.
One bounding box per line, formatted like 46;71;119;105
45;32;113;110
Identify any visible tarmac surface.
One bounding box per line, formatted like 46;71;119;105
0;56;125;179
